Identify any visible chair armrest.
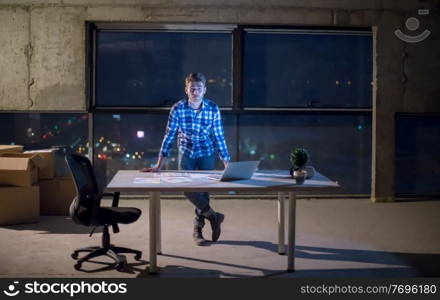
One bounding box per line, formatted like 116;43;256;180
102;192;120;207
87;194;102;226
104;192;121;233
112;223;120;234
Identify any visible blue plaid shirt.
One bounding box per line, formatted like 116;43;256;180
159;98;230;161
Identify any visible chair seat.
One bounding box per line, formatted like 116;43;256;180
98;207;141;225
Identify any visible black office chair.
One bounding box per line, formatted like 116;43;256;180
65;154;142;271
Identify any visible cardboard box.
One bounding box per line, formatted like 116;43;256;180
39;176;76;216
0;185;39;225
0;145;23;154
0;153;45;187
24;149;56;179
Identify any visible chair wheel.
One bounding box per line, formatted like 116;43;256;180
135;253;142;260
74;263;82;270
71;253;79;259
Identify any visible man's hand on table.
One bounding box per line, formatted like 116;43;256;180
140;157;165;172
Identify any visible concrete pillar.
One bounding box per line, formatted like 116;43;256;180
0;7;30;110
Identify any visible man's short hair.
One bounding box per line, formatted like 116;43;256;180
185;72;207;85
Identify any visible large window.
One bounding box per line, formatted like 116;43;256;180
395;114;440;196
95;25;233;107
243;30;372;108
80;24;374;195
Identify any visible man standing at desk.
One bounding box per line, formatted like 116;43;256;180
142;72;230;246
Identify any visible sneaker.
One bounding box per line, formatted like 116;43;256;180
208;212;225;242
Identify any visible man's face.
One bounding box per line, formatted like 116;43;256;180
185;81;206;102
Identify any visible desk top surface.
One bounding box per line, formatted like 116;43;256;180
106;170;339;192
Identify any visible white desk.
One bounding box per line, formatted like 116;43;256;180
106;170;339;273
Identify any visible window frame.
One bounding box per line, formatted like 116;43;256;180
88;22;236;110
241;27;373;110
88;23;373;113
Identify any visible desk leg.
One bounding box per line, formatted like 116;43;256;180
156;194;162;255
277;192;286;255
287;192;296;272
149;192;160;273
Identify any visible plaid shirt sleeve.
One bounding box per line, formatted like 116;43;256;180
212;105;231;162
159;106;179;158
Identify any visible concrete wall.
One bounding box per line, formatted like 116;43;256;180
1;0;439;201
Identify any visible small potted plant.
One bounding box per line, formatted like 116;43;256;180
289;148;309;184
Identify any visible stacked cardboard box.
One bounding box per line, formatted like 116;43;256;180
0;145;23;154
0;146;77;225
0;145;40;225
0;186;39;225
0;152;44;186
24;149;76;216
38;176;76;216
24;149;55;179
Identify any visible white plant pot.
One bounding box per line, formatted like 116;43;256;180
293;169;307;184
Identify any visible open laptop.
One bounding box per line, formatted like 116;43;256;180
209;161;260;181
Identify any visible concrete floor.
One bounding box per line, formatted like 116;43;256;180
0;198;439;278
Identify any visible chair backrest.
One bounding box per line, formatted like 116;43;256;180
65;154;101;226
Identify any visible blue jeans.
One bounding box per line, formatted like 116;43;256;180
178;153;216;227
